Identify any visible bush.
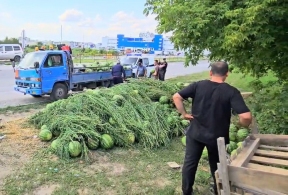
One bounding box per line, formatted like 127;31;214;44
247;80;288;135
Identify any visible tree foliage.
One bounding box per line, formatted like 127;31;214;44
0;37;19;44
144;0;288;80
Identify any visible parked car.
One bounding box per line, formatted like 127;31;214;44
0;44;24;62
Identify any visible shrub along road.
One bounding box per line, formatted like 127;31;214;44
0;60;210;108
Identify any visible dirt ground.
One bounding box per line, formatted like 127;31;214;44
0;111;42;194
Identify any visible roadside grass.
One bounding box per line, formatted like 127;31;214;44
3;137;211;195
0;103;46;115
169;71;278;92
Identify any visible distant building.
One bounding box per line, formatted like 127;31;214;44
101;32;177;54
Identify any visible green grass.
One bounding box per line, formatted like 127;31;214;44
169;71;278;92
3;138;211;195
0;103;46;115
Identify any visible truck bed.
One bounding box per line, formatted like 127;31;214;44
71;69;132;84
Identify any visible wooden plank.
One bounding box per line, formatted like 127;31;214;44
247;163;288;175
228;165;288;193
255;149;288;160
250;118;259;134
251;134;288;146
230;138;260;167
217;137;231;195
215;170;221;195
234;183;287;195
251;156;288;167
259;145;288;152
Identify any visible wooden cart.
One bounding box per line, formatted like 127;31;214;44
216;134;288;195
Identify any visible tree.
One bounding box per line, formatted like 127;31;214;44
144;0;288;80
0;37;19;44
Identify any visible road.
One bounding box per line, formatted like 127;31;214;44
0;60;210;108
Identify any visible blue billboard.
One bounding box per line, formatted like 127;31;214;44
116;34;163;51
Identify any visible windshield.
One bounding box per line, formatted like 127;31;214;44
121;58;138;65
18;52;46;69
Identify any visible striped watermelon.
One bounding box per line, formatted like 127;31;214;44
100;134;114;149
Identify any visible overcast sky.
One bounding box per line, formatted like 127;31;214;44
0;0;160;43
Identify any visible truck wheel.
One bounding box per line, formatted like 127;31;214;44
14;55;21;62
50;83;68;101
31;95;42;98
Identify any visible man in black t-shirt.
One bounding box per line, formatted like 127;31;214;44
172;61;252;195
158;58;168;81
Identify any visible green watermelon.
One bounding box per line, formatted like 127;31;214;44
50;139;59;151
201;147;208;160
231;149;237;157
229;132;237;142
100;134;114;149
159;96;169;104
176;82;184;88
127;133;135;144
132;90;138;95
41;125;49;131
150;69;155;74
112;95;125;106
227;141;237;153
68;141;82;157
39;129;52;141
87;137;99;150
181;120;190;126
229;124;237;133
181;136;186;146
237;142;243;148
237;129;249;141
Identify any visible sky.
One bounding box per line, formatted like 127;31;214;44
0;0;161;43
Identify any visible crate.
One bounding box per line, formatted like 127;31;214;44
216;134;288;195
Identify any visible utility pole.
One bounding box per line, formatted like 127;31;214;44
61;25;62;44
21;30;25;49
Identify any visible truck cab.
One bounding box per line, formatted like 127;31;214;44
13;51;132;101
120;53;155;78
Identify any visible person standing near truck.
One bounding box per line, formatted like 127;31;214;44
136;61;147;78
158;58;168;81
112;61;126;85
49;45;54;50
150;60;160;79
172;61;252;195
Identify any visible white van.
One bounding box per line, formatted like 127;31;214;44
0;44;24;62
120;53;155;78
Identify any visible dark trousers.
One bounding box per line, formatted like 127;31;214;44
113;77;123;85
158;70;166;81
182;134;219;195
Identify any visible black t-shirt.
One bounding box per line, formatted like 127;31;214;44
178;80;250;145
160;62;168;71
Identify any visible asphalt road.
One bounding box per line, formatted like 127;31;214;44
0;60;210;108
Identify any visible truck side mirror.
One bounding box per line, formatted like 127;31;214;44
34;62;40;68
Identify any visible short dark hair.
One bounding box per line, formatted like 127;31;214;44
210;61;229;76
155;60;158;63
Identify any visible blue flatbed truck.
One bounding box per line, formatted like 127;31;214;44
13;51;132;101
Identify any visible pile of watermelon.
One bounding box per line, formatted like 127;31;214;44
227;124;250;156
31;79;192;159
180;123;250;160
